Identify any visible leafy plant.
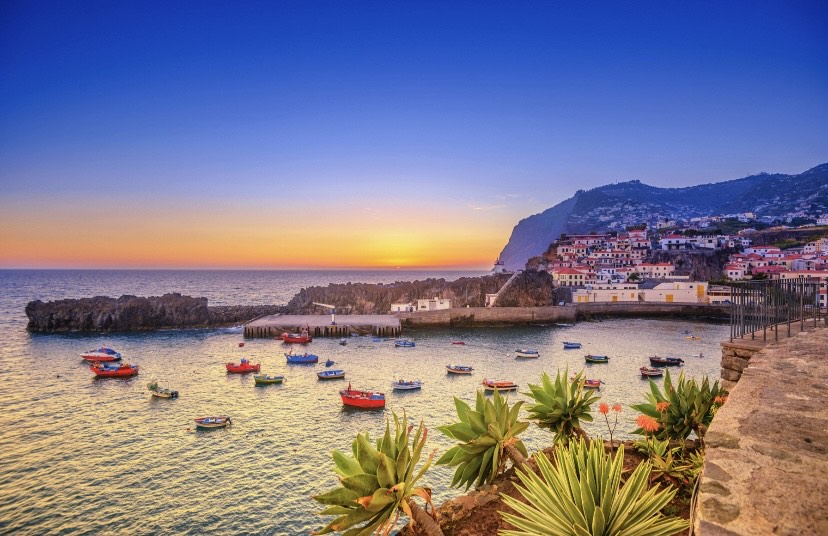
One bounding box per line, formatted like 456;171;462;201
500;438;688;536
437;390;529;490
634;437;693;486
524;370;600;444
312;412;443;536
631;369;727;442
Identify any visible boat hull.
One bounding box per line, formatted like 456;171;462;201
91;364;138;377
482;379;518;391
194;416;231;429
640;367;664;377
563;342;581;349
254;375;285;385
318;370;345;380
584;355;609;363
392;381;422;390
648;356;684;367
446;365;473;374
286;354;319;364
340;389;385;408
226;362;261;373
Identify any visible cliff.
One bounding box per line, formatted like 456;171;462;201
25;293;284;332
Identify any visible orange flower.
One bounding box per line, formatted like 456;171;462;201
599;402;609;415
714;396;728;405
656;401;671;412
636;414;660;433
612;403;622;413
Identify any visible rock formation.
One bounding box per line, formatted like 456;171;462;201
25;293;284;332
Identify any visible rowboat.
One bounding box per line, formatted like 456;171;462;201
147;381;178;398
583;379;602;389
563;341;582;349
649;356;684;367
452;341;465;345
254;374;285;385
226;360;261;373
91;362;138;378
446;365;474;374
340;383;385;409
194;416;231;429
392;379;422;390
640;366;664;378
481;379;518;392
325;359;335;367
585;354;609;364
281;329;312;344
318;369;345;380
285;353;318;364
515;349;539;358
81;347;122;362
394;339;415;348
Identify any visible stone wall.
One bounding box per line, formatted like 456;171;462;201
394;306;577;327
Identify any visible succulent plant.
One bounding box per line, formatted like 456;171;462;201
631;369;726;442
500;438;688;536
312;412;442;535
523;369;600;444
437;389;529;490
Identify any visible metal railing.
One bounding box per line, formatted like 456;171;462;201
730;278;825;342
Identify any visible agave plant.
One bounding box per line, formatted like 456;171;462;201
523;369;600;444
631;369;727;442
312;412;443;536
500;438;688;536
634;437;693;486
437;389;529;490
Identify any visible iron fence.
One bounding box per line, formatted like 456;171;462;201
730;278;825;342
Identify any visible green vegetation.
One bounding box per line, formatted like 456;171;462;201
523;369;600;445
437;390;529;489
312;412;443;536
500;439;688;536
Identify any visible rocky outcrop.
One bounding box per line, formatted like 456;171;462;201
645;249;732;281
25;293;284;332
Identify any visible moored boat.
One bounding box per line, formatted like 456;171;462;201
446;364;474;374
194;416;231;429
340;383;385;409
285;352;319;364
640;366;664;378
452;341;465;345
318;369;345;380
226;359;261;373
585;354;609;364
254;374;285;385
81;347;122;362
392;379;422;390
339;338;347;345
147;381;178;398
563;341;582;349
91;362;138;378
325;359;335;367
649;356;684;367
583;379;602;389
281;328;313;344
515;348;540;358
394;338;415;348
481;378;518;391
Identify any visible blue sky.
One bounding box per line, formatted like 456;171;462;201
0;1;826;268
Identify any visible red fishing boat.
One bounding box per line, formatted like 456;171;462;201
90;362;138;378
340;383;386;409
481;378;518;392
226;358;260;373
81;347;122;362
280;327;313;344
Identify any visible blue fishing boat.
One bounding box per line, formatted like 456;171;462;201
325;359;335;367
394;339;415;348
318;369;345;380
285;352;319;364
392;379;422;390
563;341;582;349
585;354;609;364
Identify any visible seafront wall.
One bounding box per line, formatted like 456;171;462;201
394;306;576;327
576;302;729;320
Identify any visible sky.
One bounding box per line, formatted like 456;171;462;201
1;1;826;269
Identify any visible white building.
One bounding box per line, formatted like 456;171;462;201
416;297;452;311
572;284;640;303
639;281;709;303
391;302;415;312
659;235;690;250
817;215;828;226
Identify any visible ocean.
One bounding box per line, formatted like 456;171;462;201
0;270;727;535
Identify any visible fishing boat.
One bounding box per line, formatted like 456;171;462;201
318;369;345;380
515;348;540;358
90;362;139;378
640;366;664;378
285;353;319;364
446;365;474;374
563;341;582;349
340;383;385;409
481;379;518;391
585;354;609;364
254;374;285;385
194;416;231;429
226;359;261;373
325;359;335;367
281;328;312;344
692;352;705;358
80;347;122;362
649;356;684;367
392;379;423;390
147;381;178;398
583;379;602;389
452;341;465;345
394;338;415;348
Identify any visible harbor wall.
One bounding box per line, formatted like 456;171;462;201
394;306;576;326
576;302;729;320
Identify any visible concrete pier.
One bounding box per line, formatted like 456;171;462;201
244;314;401;338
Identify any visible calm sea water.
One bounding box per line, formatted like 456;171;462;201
0;270;728;535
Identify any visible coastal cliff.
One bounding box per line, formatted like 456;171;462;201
25;293;284;332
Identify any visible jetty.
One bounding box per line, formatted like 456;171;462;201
244;314;401;338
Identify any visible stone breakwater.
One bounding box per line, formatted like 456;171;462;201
25;293;284;332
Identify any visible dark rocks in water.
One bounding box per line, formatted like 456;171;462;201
25;293;284;332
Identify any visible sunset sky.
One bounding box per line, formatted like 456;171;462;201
1;1;826;269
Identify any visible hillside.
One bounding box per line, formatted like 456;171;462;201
497;163;828;269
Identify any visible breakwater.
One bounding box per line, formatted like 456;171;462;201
576;302;729;320
25;293;284;332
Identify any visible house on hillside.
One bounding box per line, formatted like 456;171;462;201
659;235;690;250
416;297;452;311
